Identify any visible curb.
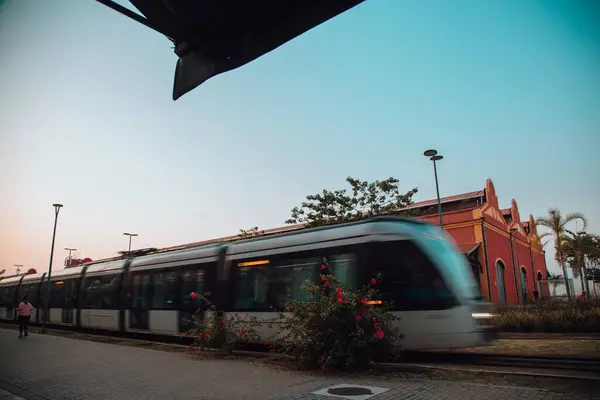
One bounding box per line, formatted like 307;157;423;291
374;362;600;381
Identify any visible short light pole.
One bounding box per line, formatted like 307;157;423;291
123;232;138;252
424;149;444;229
64;248;77;268
42;203;63;334
14;264;23;275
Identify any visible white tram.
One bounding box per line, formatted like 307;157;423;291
0;217;497;350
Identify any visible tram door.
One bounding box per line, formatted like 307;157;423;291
130;273;151;330
179;269;205;333
61;279;77;324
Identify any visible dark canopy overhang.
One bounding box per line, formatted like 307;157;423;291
99;0;365;100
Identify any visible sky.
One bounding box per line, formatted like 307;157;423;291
1;0;599;279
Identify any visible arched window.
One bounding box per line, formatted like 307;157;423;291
536;271;543;299
496;261;507;305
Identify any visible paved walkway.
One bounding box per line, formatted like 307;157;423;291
0;328;597;400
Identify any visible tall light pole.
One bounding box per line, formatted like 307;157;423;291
123;232;138;252
13;264;23;275
424;149;444;230
42;203;63;334
64;248;77;267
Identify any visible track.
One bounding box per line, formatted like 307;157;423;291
2;321;599;374
397;351;600;373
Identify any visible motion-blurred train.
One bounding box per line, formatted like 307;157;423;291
0;217;498;350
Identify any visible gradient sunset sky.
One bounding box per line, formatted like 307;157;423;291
1;0;598;278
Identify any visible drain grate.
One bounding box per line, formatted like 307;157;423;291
312;384;390;399
328;387;373;396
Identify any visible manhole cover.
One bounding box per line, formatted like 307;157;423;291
327;387;373;396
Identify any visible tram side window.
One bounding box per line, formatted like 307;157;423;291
233;256;320;311
330;254;359;290
84;275;119;309
152;270;178;310
131;273;152;310
365;240;457;311
180;269;205;310
0;287;11;307
2;287;16;308
19;284;39;306
49;281;66;308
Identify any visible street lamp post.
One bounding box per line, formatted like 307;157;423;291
64;248;77;268
13;264;23;275
42;203;63;334
424;149;444;230
123;232;138;252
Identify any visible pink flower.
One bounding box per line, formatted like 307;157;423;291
377;330;384;339
320;264;326;270
325;281;331;287
320;275;326;281
204;333;209;339
373;322;379;328
355;315;361;321
371;279;377;285
361;299;368;305
229;315;234;320
221;320;225;324
268;323;273;329
190;291;197;299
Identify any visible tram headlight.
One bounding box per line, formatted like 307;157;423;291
471;312;497;319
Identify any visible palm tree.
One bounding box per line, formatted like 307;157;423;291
561;231;595;296
536;208;587;299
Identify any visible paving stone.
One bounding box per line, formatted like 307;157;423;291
0;329;596;400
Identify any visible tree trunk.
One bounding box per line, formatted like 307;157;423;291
560;260;571;299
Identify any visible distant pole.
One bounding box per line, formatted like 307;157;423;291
123;232;138;252
424;149;444;230
42;203;63;334
64;248;77;268
13;264;23;275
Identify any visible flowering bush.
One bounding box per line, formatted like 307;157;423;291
186;293;261;354
268;258;402;371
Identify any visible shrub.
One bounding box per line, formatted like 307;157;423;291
497;297;600;333
267;257;402;371
186;293;261;354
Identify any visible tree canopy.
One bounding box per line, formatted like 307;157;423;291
286;177;418;228
237;226;265;240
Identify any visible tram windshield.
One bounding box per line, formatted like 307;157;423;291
413;224;482;301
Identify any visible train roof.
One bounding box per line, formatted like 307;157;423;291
227;216;425;256
0;275;24;286
84;259;127;277
130;242;223;271
47;266;86;281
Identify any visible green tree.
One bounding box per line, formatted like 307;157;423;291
536;208;587;299
286;177;418;228
562;231;597;296
236;226;265;240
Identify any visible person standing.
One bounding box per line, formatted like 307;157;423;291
17;295;33;338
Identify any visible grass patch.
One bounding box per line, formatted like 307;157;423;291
453;339;600;358
498;298;600;333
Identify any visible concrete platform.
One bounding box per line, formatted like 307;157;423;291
0;328;597;400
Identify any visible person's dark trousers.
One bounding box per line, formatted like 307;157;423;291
18;315;30;337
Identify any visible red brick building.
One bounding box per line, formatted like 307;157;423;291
399;178;549;304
